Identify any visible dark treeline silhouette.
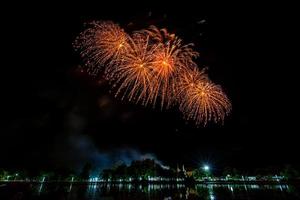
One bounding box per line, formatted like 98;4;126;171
1;159;300;182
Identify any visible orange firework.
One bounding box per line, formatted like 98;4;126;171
139;26;199;108
74;20;232;126
107;33;158;105
178;68;231;126
177;67;209;97
74;21;129;75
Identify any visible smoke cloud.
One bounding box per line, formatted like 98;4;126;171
54;133;169;175
53;96;169;175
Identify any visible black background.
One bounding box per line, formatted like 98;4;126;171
1;2;297;173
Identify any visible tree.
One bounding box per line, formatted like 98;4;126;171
101;169;113;181
80;162;92;181
192;169;206;180
114;164;127;179
280;165;299;180
0;169;9;180
223;167;240;179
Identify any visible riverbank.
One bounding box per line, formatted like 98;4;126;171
1;180;300;185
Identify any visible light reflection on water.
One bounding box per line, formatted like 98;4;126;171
2;183;300;200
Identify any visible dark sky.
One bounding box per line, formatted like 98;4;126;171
1;2;297;173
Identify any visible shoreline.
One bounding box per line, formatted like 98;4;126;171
1;180;299;185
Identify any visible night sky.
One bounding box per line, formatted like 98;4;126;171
2;2;297;173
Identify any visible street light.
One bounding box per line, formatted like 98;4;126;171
15;173;19;181
203;165;210;172
202;165;211;181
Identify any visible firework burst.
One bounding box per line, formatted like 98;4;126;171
74;21;130;75
138;26;199;108
178;68;231;126
74;20;231;126
107;34;158;106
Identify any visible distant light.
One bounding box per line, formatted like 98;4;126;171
203;165;210;171
197;19;206;24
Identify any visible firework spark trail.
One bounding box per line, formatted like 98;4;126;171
106;33;158;106
74;21;130;76
178;68;231;126
176;67;209;98
74;21;231;126
139;26;199;108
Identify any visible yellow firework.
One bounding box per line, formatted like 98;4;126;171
74;21;129;75
107;34;158;106
178;68;231;126
139;26;199;108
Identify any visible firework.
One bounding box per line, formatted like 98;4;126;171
178;68;231;126
107;33;158;105
138;26;199;108
140;26;199;69
177;67;209;97
141;25;176;43
73;21;130;75
74;21;231;126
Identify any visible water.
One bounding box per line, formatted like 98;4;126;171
1;183;300;200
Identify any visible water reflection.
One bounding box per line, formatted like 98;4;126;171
2;183;300;200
